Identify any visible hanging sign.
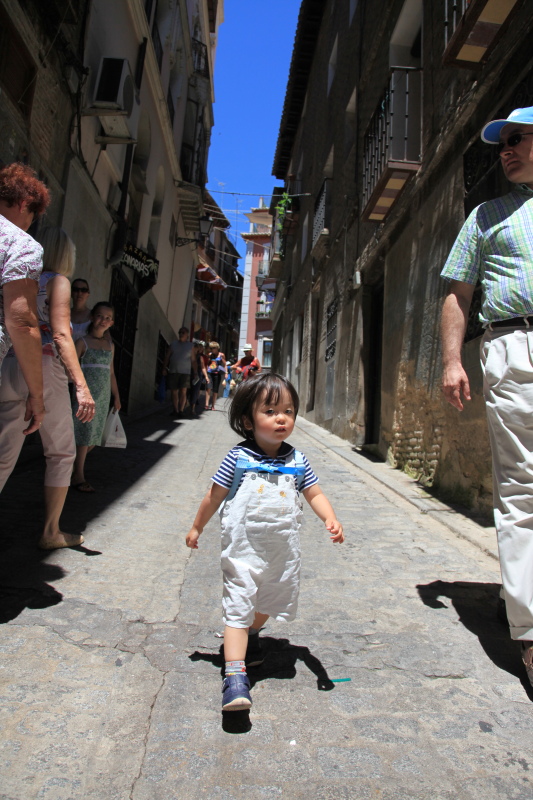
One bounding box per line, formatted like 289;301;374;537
121;243;159;296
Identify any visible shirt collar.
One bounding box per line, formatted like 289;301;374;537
238;439;294;459
515;183;533;196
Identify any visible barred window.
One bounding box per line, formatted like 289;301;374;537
325;297;338;362
0;8;36;120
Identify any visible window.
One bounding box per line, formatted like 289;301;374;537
0;8;36;120
263;339;273;369
389;0;422;68
325;297;338;362
301;213;309;263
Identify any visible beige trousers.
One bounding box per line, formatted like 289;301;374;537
0;353;75;490
482;327;533;641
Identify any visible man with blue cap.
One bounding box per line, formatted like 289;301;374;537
440;105;533;687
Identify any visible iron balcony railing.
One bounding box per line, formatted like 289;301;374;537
362;68;422;211
256;301;273;318
444;0;470;49
312;178;331;250
192;38;210;80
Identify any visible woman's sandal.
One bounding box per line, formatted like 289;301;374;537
72;481;95;493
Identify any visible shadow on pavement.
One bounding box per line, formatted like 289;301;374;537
190;635;335;733
0;406;183;624
417;579;533;700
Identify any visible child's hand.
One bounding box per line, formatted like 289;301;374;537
186;527;201;549
326;518;344;543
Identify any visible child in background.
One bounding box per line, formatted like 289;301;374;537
186;373;344;711
71;302;121;492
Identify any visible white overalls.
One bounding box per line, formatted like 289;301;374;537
220;452;305;628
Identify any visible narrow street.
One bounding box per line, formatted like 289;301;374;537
0;400;531;800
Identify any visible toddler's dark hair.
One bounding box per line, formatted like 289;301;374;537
229;373;299;439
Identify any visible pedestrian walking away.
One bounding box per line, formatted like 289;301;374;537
162;327;197;418
185;372;344;711
440;104;533;687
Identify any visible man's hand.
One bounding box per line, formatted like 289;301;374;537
442;362;471;411
23;393;45;434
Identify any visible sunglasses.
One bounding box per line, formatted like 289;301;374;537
496;132;533;155
72;287;89;293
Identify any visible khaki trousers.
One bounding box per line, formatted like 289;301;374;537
0;353;75;491
482;327;533;640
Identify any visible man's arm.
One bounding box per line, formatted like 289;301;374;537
441;280;475;411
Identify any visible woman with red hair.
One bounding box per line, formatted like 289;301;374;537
0;162;50;433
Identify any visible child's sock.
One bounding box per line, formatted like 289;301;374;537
225;660;246;676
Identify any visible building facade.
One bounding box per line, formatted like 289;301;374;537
0;0;223;414
191;191;243;360
240;203;273;370
270;0;532;514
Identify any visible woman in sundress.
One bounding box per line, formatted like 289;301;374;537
71;302;121;492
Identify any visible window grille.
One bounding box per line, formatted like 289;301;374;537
325;297;338;362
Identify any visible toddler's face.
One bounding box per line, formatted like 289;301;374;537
245;388;296;453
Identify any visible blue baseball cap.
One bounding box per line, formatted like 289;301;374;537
481;106;533;144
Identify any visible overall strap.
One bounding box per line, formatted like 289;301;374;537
225;449;306;501
225;452;258;502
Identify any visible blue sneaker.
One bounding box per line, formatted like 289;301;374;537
222;673;252;711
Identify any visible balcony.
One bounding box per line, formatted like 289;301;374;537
255;302;273;319
362;68;421;223
192;38;210;80
312;179;331;258
443;0;525;69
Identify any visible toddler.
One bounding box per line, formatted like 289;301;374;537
186;373;344;711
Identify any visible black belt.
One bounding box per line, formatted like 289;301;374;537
490;317;533;329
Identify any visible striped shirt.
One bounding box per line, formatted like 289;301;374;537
212;440;318;495
440;185;533;325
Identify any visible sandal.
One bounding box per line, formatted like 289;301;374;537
72;481;95;493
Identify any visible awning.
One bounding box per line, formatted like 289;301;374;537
196;262;227;291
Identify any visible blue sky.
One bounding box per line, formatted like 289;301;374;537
206;0;301;260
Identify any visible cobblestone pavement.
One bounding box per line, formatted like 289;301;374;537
0;399;531;800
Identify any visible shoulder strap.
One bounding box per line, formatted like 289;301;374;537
226;450;258;501
226;449;306;500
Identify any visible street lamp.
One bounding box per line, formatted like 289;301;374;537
175;215;214;247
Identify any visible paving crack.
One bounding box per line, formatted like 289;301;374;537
128;670;168;800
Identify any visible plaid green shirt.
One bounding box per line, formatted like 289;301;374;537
440;184;533;325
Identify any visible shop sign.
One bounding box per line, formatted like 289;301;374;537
121;242;159;296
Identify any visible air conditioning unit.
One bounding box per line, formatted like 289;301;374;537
92;58;140;143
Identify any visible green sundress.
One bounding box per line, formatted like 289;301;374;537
73;342;112;447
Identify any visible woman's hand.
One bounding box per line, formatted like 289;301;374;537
75;383;95;422
113;395;121;412
23;393;46;435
